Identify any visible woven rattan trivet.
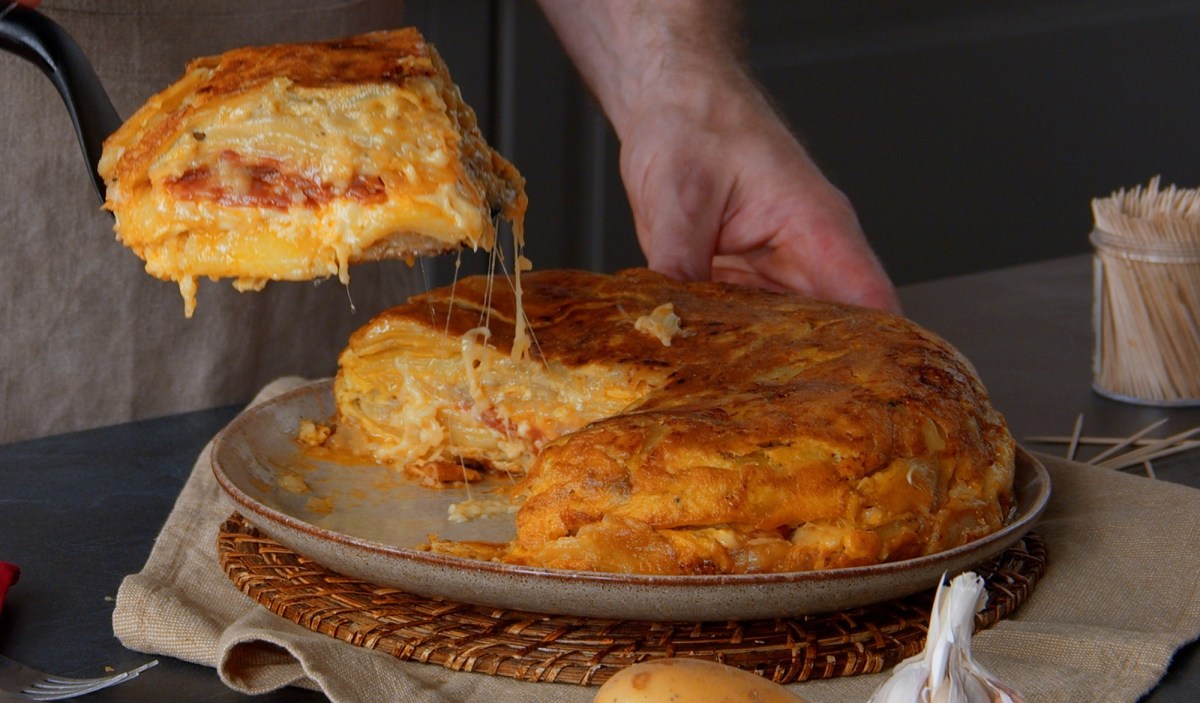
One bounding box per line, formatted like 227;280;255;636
218;513;1046;686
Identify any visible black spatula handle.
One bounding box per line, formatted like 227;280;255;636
1;2;121;203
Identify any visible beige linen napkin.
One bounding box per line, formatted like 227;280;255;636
114;378;1200;702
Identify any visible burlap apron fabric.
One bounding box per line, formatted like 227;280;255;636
113;377;1200;703
0;0;416;443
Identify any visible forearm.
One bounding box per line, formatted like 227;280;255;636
537;0;900;311
534;0;748;136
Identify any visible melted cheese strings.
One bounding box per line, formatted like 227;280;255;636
436;212;538;484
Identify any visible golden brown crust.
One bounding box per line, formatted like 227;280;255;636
108;30;522;218
99;28;526;315
334;268;1016;575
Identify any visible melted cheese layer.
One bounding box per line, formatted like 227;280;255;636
107;80;482;316
99;29;525;317
332;314;654;474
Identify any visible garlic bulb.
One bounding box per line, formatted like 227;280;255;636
867;572;1026;703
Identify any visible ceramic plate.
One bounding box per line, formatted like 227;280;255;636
211;380;1050;622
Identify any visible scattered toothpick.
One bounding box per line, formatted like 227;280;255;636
1095;427;1200;470
1066;414;1084;462
1087;417;1169;464
1026;416;1200;478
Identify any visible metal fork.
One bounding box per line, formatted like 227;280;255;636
0;655;157;701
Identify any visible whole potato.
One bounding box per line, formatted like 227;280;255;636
595;658;810;703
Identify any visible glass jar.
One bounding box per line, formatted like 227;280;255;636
1091;227;1200;405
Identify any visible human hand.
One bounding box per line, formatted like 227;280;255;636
619;68;901;313
537;0;900;313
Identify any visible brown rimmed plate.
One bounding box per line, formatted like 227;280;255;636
211;380;1050;621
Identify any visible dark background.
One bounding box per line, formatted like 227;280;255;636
409;0;1200;286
